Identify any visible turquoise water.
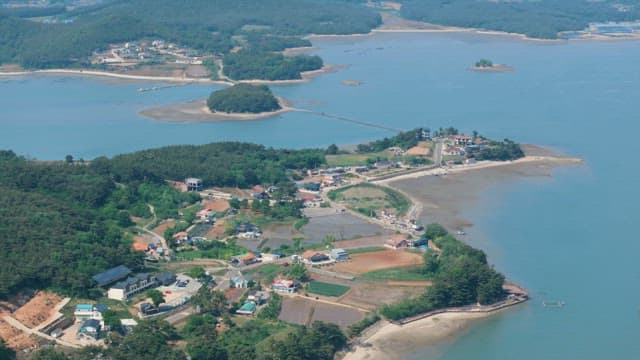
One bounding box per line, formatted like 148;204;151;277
2;32;640;358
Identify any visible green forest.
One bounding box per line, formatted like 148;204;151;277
381;224;505;320
207;84;281;113
399;0;640;39
0;142;325;298
223;51;323;81
0;0;380;72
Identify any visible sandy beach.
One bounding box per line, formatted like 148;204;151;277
139;96;300;123
343;312;490;360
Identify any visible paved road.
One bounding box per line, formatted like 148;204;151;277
433;138;444;166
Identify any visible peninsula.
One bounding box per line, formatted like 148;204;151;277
0;128;581;360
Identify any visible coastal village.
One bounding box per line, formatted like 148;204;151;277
0;129;529;357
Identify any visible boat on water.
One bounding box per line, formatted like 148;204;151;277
456;230;466;236
542;300;566;308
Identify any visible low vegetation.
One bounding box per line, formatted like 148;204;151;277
360;266;430;282
207;84;281;114
307;281;351;297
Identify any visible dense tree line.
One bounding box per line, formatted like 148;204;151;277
475;139;525;161
381;224;505;320
400;0;640;39
0;151;142;298
207;84;281;114
356;128;426;153
0;0;380;69
223;51;323;81
104;142;326;188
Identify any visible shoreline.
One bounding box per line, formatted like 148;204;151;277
0;64;340;85
139;96;301;123
346;147;583;359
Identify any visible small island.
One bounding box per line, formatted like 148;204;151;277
470;58;513;72
207;84;281;114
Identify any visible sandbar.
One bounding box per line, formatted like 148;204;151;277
139;96;299;123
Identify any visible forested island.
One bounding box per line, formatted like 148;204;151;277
207;84;281;114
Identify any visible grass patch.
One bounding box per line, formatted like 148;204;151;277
246;263;283;283
307;281;351;297
327;183;411;217
360;266;430;282
346;246;386;255
325;152;389;167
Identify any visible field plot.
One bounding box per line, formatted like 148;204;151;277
360;266;430;282
310;302;365;329
340;283;426;311
278;297;313;326
335;234;390;249
279;297;365;329
12;292;64;328
328;183;411;217
330;250;423;275
307;281;350;297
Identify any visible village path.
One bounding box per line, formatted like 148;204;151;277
139;204;170;255
2;315;80;349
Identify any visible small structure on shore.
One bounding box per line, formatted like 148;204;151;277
185;178;203;192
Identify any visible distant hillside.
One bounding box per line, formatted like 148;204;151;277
399;0;640;38
0;0;380;75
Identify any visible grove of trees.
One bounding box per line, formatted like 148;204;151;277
207;84;281;114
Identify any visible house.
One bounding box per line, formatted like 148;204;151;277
74;304;107;323
408;237;428;248
387;146;404;155
449;134;473;146
322;174;341;186
261;253;281;262
235;223;258;234
385;235;409;250
248;291;268;305
231;252;259;267
272;277;298;293
301;250;331;264
107;273;156;301
235;302;256;315
185;178;203;192
330;248;349;262
139;302;159;316
297;182;321;192
155;272;176;286
173;231;189;244
93;265;131;287
77;319;101;340
444;146;465;157
231;272;249;288
374;160;393;169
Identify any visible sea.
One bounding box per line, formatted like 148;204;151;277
1;32;639;359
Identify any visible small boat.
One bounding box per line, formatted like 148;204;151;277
456;230;466;236
542;300;566;308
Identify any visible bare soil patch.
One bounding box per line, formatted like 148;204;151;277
310;302;365;329
330;250;423;275
153;220;176;236
202;199;230;212
340;283;425;311
279;297;313;326
0;319;36;351
335;234;389;249
12;292;63;329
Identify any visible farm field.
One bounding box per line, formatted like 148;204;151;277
328;183;410;217
340;282;425;311
334;234;390;249
325;151;389;167
360;266;431;282
11;292;64;328
330;250;423;275
278;296;365;329
307;281;351;297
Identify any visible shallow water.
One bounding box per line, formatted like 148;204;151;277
2;32;640;359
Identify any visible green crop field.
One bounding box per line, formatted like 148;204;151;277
307;281;351;297
360;266;431;282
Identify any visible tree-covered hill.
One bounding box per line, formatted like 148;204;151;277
207;84;281;114
0;0;380;70
399;0;640;39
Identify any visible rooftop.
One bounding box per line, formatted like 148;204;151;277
92;265;131;287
